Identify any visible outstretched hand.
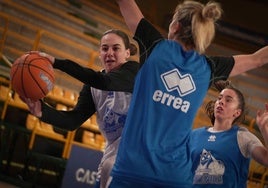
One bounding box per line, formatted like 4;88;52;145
256;103;268;131
20;96;42;118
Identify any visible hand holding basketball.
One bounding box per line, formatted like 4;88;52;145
28;51;55;64
20;96;42;117
10;52;55;101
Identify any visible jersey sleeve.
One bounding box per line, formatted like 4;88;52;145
237;127;263;158
40;84;96;130
206;56;235;83
134;18;164;66
53;59;139;92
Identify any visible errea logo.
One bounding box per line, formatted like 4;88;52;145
152;69;195;113
161;69;196;97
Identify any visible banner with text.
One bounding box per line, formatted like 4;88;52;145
61;145;103;188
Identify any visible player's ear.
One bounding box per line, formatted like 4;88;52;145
125;49;130;59
233;109;241;118
174;21;181;34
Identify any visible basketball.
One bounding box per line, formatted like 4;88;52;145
10;52;55;101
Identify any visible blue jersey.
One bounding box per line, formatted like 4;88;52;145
111;19;234;187
190;126;250;188
112;42;211;186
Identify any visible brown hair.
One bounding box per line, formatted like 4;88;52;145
206;80;246;125
102;29;137;56
173;0;222;54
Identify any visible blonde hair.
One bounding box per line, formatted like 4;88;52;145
173;0;222;54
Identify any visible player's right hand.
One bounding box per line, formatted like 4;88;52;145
20;96;42;117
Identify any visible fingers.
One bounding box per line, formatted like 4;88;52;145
257;103;268;116
28;100;42;117
24;51;55;64
257;109;262;118
26;51;39;54
38;52;55;64
20;96;42;117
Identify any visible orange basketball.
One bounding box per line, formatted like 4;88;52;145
10;53;55;101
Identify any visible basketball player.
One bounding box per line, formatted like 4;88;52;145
190;81;268;188
21;29;139;188
107;0;268;187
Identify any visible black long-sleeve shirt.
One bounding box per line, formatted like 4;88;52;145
40;59;139;130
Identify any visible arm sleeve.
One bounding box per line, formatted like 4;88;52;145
40;84;96;130
53;59;139;92
238;127;263;158
206;56;235;83
134;18;164;66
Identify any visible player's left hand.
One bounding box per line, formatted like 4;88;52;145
256;103;268;131
26;51;55;65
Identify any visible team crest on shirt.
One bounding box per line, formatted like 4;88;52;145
208;135;216;142
193;149;225;184
161;69;196;97
103;108;126;133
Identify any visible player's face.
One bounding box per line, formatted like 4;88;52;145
99;33;130;73
214;89;241;122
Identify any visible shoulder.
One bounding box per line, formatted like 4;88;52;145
205;55;235;83
238;126;249;132
134;18;164;48
192;127;208;134
237;126;263;158
237;126;252;137
135;19;159;35
120;61;140;73
124;60;140;67
237;126;262;146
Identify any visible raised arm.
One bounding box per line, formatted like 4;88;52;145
230;46;268;77
256;103;268;146
251;103;268;166
116;0;144;34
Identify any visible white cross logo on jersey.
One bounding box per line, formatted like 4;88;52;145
161;69;196;97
